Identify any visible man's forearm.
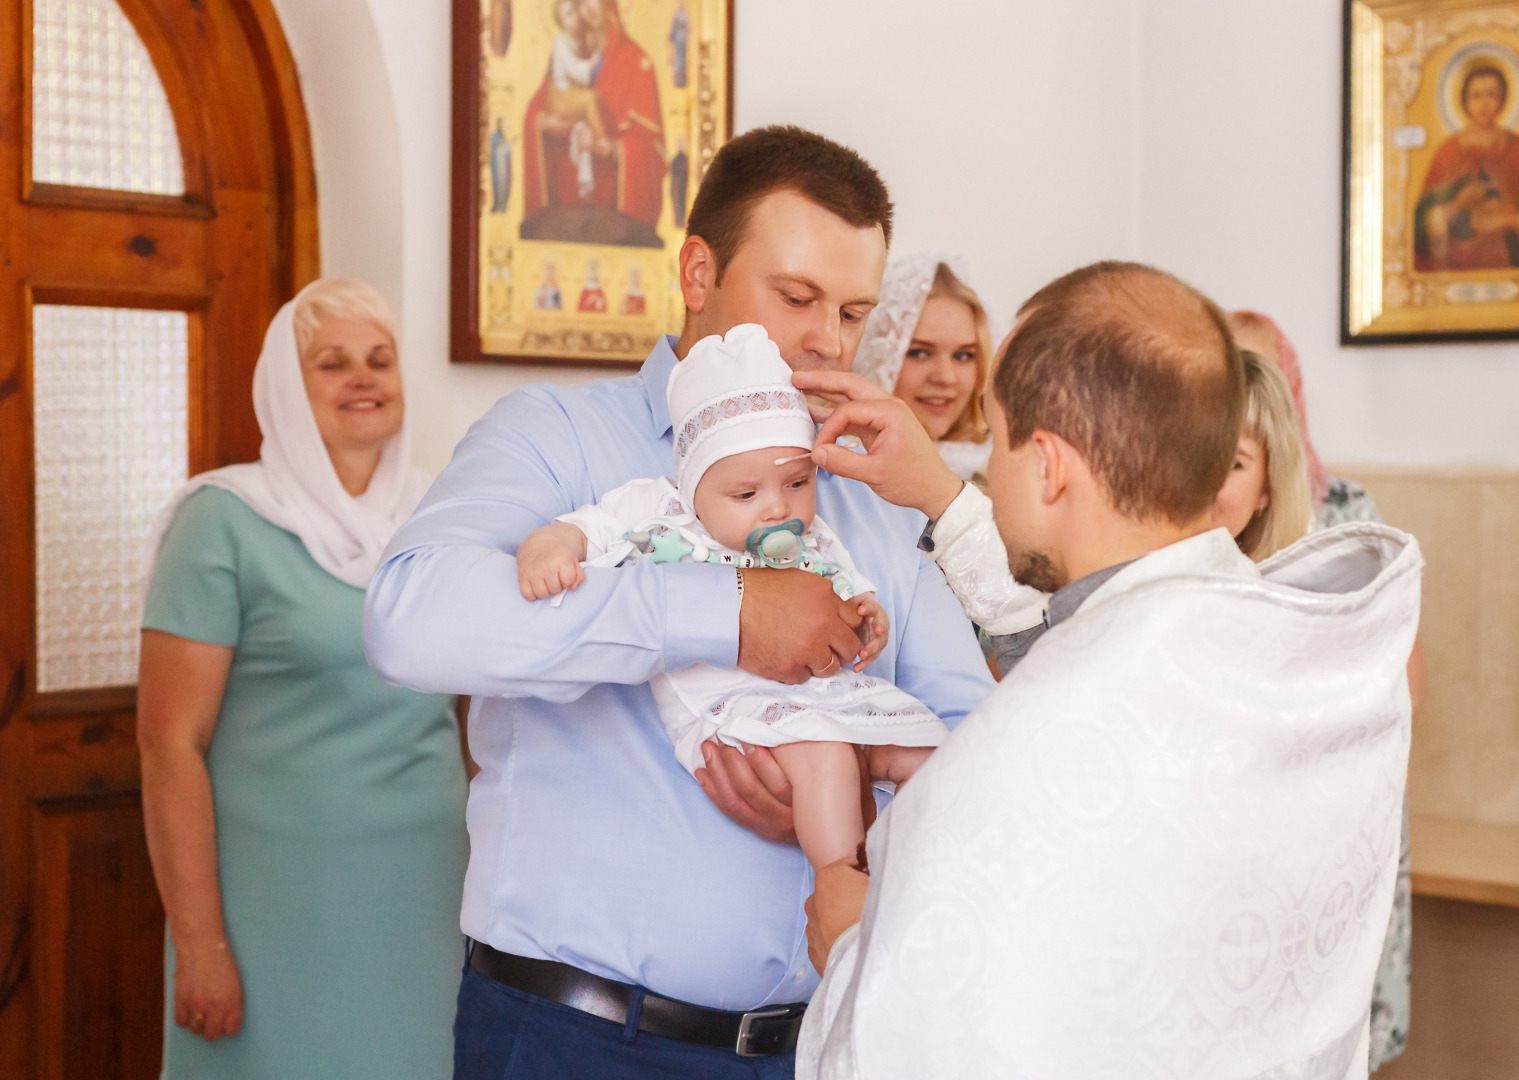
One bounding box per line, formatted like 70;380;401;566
364;542;739;700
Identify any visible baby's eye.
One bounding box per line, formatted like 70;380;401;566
733;491;757;501
788;477;811;489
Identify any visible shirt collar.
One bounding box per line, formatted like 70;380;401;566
1045;560;1132;629
640;335;680;436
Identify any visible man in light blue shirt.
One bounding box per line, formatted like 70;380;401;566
364;126;992;1079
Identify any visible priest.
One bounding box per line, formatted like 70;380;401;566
792;262;1423;1080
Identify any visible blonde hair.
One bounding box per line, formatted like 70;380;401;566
929;262;993;444
1234;349;1313;561
292;278;398;358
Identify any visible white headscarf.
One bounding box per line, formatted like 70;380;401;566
852;253;973;394
143;282;432;592
853;253;993;482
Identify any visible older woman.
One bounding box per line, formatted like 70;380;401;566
137;280;468;1078
853;254;995;485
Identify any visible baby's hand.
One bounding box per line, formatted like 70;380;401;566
853;593;890;671
517;524;587;600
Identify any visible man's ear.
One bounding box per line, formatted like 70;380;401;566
1029;430;1068;506
679;235;716;314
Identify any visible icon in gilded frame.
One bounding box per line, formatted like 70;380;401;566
1345;0;1519;342
453;0;733;365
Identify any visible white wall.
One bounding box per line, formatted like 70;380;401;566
734;0;1140;329
1137;0;1519;468
280;0;1518;475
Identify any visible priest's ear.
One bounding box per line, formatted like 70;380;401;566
679;234;718;314
1028;430;1072;507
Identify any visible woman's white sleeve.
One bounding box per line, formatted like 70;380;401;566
927;484;1047;635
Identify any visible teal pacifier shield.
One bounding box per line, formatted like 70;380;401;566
745;519;805;558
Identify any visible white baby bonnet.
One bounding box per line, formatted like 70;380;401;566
852;252;972;393
667;323;815;508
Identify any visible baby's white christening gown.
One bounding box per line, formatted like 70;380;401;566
557;476;949;775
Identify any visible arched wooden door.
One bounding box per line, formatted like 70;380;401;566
0;0;316;1074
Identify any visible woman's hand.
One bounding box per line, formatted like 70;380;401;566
853;593;889;671
173;941;244;1041
517;522;588;600
791;370;964;519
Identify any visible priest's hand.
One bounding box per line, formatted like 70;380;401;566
791;370;964;520
806;856;870;975
737;567;864;685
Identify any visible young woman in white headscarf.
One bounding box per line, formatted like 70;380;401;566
852;254;995;487
137;280;468;1079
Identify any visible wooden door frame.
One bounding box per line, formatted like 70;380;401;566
0;0;319;1075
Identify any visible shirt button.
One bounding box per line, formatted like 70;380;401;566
795;969;806;980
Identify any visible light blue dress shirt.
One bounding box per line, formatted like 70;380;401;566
364;336;993;1011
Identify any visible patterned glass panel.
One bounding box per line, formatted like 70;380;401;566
33;305;189;692
31;0;185;194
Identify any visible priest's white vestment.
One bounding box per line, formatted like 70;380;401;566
798;524;1422;1080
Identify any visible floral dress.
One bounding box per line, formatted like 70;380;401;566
1315;476;1411;1071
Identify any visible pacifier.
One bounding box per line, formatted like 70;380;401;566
745;519;806;568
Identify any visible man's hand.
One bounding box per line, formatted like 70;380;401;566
791;370;964;519
738;568;864;685
695;740;796;844
805;856;871;975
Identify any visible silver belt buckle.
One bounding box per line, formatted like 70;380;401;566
735;1005;797;1057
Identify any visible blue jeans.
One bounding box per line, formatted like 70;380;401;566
453;962;797;1080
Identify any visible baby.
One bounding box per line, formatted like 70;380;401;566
517;324;949;870
547;0;605;199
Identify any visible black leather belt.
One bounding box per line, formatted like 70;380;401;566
468;942;806;1057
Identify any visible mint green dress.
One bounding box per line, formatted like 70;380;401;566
144;487;468;1080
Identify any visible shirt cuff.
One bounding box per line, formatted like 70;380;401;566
662;561;740;671
925;482;992;564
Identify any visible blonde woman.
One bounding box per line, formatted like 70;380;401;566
853;254;994;484
138;280;467;1079
1211;350;1313;560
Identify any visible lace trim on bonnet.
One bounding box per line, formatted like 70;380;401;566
673;386;810;467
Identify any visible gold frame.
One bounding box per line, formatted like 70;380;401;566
1344;0;1519;342
450;0;732;366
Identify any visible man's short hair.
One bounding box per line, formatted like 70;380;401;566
686;125;893;280
992;261;1243;526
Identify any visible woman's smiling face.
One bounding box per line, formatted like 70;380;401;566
892;295;980;441
299;316;404;456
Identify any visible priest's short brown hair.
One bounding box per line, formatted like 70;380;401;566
992;262;1243;526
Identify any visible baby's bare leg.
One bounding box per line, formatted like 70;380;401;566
771;741;865;871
